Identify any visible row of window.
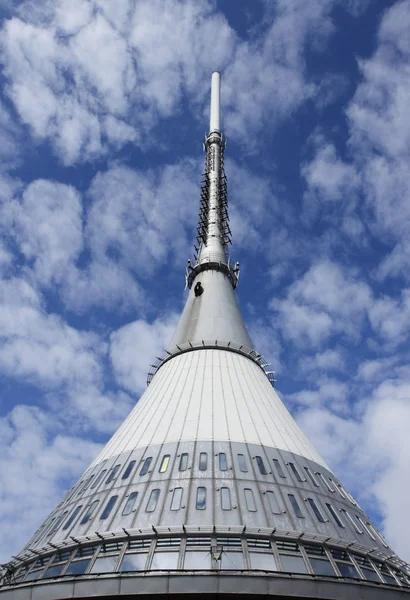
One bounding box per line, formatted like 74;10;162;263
72;453;356;507
9;536;409;588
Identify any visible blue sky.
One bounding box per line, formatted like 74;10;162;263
0;0;410;565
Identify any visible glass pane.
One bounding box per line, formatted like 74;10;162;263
255;456;267;474
199;452;208;471
304;467;319;486
196;487;206;510
237;453;248;473
63;505;83;530
122;460;136;480
179;453;188;471
309;558;335;576
326;503;344;527
82;475;94;492
80;500;99;525
267;491;281;514
342;510;363;533
362;567;381;582
219;453;227;471
280;554;308;573
221;487;231;510
184;551;211;569
244;488;256;512
101;495;118;519
273;458;286;478
288;462;303;482
90;555;118;574
159;454;170;473
307;498;325;522
140;457;152;476
91;469;106;488
288;494;304;518
105;464;120;484
221;552;244;569
146;489;160;512
44;564;64;578
122;492;138;516
336;562;359;578
65;559;90;575
119;553;148;572
171;487;183;511
151;552;179;569
25;570;42;581
249;552;276;570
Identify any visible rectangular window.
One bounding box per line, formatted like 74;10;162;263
90;555;119;574
171;487;183;511
288;462;303;482
237;453;248;473
272;458;286;478
221;487;231;510
219;452;227;471
91;469;107;489
120;553;148;572
159;454;170;473
341;510;363;533
105;464;121;484
199;452;208;471
101;495;118;520
304;467;319;487
80;500;99;525
244;488;257;512
288;494;304;518
255;456;267;474
356;516;376;540
179;453;188;471
146;489;160;512
265;490;281;514
122;492;138;516
196;487;206;510
326;503;344;527
140;457;152;476
334;482;345;498
317;472;335;492
82;475;94;491
62;505;83;530
122;460;136;480
307;498;325;522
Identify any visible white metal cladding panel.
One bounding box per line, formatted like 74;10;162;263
91;350;330;470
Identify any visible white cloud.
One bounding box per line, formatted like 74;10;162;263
368;289;410;347
298;349;346;375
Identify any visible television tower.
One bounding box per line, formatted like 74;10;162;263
1;73;409;599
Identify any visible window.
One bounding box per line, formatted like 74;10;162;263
80;500;99;525
307;498;325;523
334;482;345;498
184;552;212;569
288;462;303;482
288;494;304;518
326;503;344;527
329;549;358;578
62;505;83;530
219;452;227;471
221;552;244;569
179;453;188;471
101;495;118;520
221;487;231;510
305;545;335;576
196;487;206;510
91;469;107;489
146;489;160;512
122;492;138;516
317;472;335;492
237;453;248;473
255;456;267;474
65;547;95;575
120;553;148;572
122;460;136;480
341;509;363;533
159;454;170;473
304;467;319;487
151;552;179;569
51;512;68;534
105;464;121;484
249;553;276;571
171;488;183;511
140;457;152;476
266;491;281;514
199;452;208;471
82;475;94;491
272;458;286;478
244;488;257;512
90;555;119;574
356;517;376;540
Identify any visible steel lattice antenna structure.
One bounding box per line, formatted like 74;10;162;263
1;73;410;600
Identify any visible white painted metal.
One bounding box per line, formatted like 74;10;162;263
210;71;221;133
91;349;330;470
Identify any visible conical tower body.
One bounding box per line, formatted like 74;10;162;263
1;73;409;599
